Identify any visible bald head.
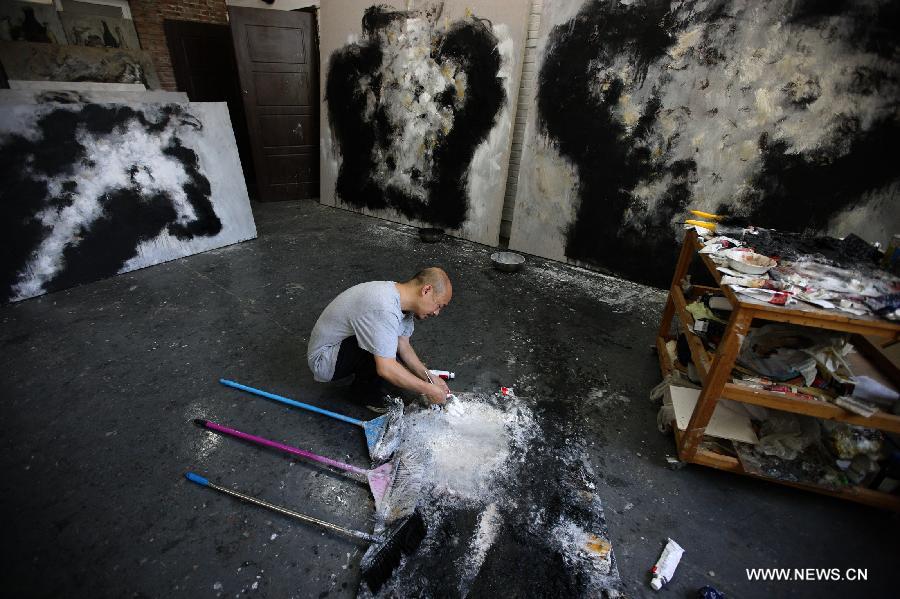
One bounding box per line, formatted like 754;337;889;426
408;267;451;296
398;267;452;319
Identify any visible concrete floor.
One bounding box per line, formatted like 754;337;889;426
2;200;895;598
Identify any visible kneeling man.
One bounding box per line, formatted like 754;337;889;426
307;267;452;405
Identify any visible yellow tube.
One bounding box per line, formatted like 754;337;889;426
689;210;722;221
685;219;717;231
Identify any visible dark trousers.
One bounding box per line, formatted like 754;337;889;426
332;336;377;382
332;336;389;403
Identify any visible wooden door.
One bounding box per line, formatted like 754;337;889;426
164;19;256;188
228;7;318;202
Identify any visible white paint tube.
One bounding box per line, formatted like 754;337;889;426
650;538;684;591
428;369;455;380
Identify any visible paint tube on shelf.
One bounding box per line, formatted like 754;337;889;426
428;369;455;380
650;538;684;591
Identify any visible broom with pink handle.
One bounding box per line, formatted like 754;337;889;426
194;419;395;513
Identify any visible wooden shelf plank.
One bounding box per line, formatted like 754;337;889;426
656;336;673;376
691;450;900;511
721;286;899;338
669;284;712;378
675;429;900;511
673;428;742;471
775;480;900;512
722;383;900;433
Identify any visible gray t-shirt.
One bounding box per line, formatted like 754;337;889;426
307;281;415;382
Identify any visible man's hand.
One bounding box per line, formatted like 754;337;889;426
424;384;447;405
375;355;448;404
433;376;450;397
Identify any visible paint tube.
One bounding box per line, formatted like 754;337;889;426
650;538;684;591
428;369;455;380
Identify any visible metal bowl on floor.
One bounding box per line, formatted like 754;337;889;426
491;251;525;272
419;227;444;242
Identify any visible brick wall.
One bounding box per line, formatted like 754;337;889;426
130;0;229;90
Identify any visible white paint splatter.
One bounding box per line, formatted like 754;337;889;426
458;501;503;594
398;394;537;501
184;401;221;462
523;258;666;317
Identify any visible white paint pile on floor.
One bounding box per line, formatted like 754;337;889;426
397;393;537;502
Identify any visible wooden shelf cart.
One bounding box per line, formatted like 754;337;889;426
656;229;900;510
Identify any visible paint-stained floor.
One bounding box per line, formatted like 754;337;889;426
1;200;895;598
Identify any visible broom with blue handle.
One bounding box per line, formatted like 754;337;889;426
219;378;403;462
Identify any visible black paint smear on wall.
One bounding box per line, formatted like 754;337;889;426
790;0;900;59
537;0;899;287
326;6;505;229
731;116;900;233
537;0;683;286
0;104;222;301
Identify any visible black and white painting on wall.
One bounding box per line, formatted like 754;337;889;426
0;0;66;44
61;14;141;50
0;102;256;302
509;0;900;287
319;0;529;246
0;41;162;88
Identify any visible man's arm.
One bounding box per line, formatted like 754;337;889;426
374;354;446;404
396;336;450;395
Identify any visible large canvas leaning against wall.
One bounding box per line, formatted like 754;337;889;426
0;102;257;302
319;0;530;246
0;41;162;89
509;0;900;287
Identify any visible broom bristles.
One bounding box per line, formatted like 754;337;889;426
372;398;405;462
379;448;427;522
361;510;427;593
